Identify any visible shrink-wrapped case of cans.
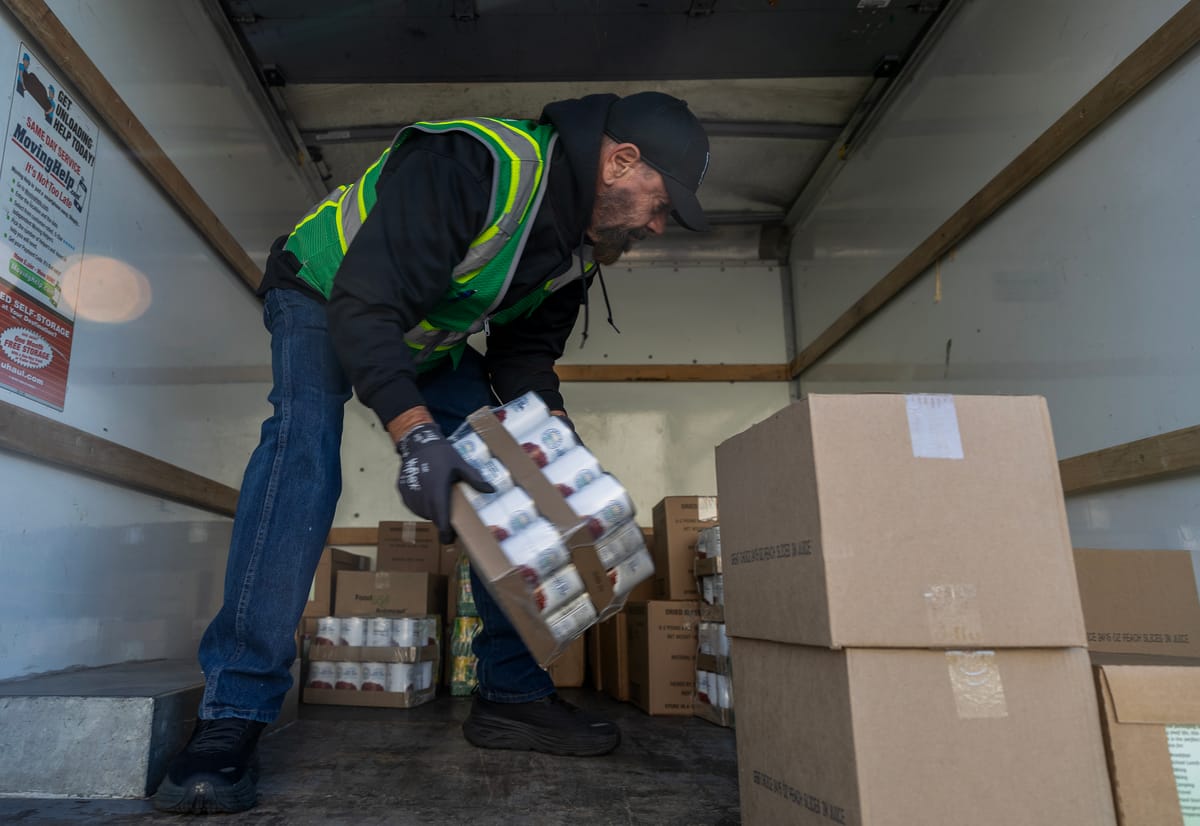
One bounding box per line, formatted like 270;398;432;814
304;614;441;708
449;392;654;668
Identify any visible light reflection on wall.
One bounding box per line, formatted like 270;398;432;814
58;255;152;323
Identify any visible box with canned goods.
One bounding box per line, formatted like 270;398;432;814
449;392;654;667
304;615;441;708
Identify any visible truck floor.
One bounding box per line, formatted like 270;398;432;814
0;690;740;825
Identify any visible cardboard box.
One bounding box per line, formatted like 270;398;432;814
304;547;370;618
450;406;626;667
548;637;586;688
626;601;699;715
376;521;441;573
334;571;446;618
715;394;1085;649
599;613;630;702
652;496;718;600
1075;548;1200;658
439;543;460;576
1094;659;1200;825
733;640;1115;825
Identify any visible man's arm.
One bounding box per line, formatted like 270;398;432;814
485;275;591;413
326;135;492;436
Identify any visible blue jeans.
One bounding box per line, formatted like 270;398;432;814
197;288;553;722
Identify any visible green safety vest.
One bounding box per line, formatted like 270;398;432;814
284;117;593;369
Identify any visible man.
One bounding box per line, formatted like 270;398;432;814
153;91;710;815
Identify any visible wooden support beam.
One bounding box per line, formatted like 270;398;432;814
2;0;262;292
556;363;790;382
1060;424;1200;496
789;0;1200;378
0;399;238;516
326;527;379;546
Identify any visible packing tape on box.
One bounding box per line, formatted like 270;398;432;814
923;583;983;645
905;394;964;460
945;651;1008;719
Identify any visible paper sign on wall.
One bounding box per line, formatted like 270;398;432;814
0;42;98;410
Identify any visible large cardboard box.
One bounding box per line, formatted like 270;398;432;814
715;394;1085;649
1075;548;1200;658
1094;659;1200;825
548;637;586;688
627;601;699;715
733;639;1115;825
304;547;370;618
652;497;718;600
376;521;441;573
334;571;446;618
599;612;630;701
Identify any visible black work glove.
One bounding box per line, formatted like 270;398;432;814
397;423;494;543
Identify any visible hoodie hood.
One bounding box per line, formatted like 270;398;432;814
539;93;618;243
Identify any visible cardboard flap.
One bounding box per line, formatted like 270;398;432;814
1102;664;1200;724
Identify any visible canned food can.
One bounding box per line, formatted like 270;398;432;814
334;661;362;690
462;457;516;509
607;547;654;599
476;487;539;541
308;661;336;689
544;594;597;643
713;574;725;606
451;430;491;468
716;674;733;709
392;617;419;648
515;417;578;468
315;617;340;647
534;564;585;615
696;669;712;704
594;520;645;569
493;392;550;437
416;661;434;691
566;474;635;539
366;617;393;647
715;623;730;656
499;519;570;582
698;622;715;656
420;616;440;646
541;447;603;497
702;576;716;606
361;662;388;691
387;662;417;693
339;617;367;647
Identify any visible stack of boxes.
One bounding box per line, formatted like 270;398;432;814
620;496;718;716
693;526;733;727
301;521;446;708
1073;548;1200;824
716;394;1117;825
447;552;482;696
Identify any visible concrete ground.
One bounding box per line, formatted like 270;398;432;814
0;690;740;825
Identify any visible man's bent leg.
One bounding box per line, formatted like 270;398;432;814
154;288;351;814
420;351;618;756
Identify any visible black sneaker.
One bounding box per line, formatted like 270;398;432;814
151;717;266;814
462;693;621;756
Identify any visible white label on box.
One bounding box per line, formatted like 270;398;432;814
1167;726;1200;824
698;496;718;522
906;394;964;460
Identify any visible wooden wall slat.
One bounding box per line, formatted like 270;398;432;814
789;0;1200;378
556;364;790;382
1060;424;1200;495
0;399;238;515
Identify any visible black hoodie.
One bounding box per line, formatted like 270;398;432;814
279;93;621;427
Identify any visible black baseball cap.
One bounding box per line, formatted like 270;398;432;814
605;92;711;232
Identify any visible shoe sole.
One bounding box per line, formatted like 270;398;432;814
462;713;621;757
151;768;258;814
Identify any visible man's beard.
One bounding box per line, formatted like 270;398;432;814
590;188;649;265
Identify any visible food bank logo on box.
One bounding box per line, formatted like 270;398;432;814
730;540;813;565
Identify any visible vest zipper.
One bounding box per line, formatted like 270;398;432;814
483;318;491;337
